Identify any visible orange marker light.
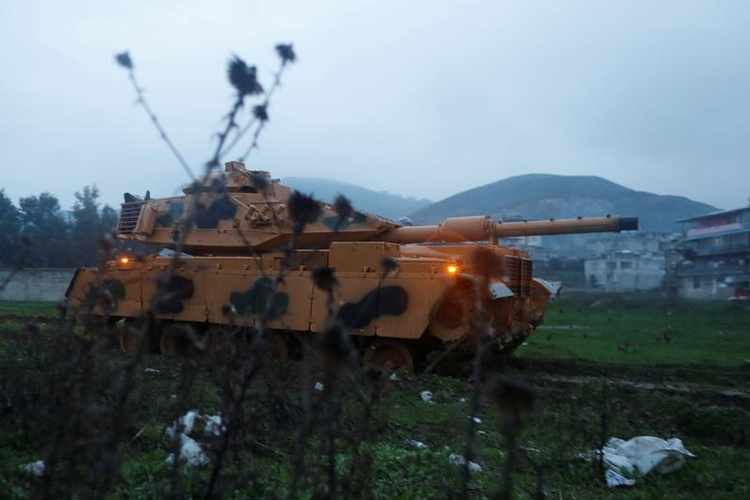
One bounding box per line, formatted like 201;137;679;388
447;265;458;275
119;257;130;265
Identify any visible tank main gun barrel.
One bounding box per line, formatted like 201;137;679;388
381;215;638;244
494;215;639;238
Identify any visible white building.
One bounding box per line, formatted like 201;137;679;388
584;251;665;292
670;206;750;300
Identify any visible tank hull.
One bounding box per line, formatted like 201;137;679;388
66;242;553;366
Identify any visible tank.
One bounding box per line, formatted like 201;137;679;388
66;162;638;371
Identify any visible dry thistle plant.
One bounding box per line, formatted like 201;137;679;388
1;37;562;500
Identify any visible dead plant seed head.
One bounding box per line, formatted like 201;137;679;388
252;103;269;122
227;56;264;97
312;266;338;293
333;194;354;231
380;256;399;275
288;191;322;229
114;51;133;70
275;43;297;64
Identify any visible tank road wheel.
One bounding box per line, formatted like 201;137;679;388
201;326;225;354
119;328;140;354
267;332;289;362
159;327;179;356
159;323;202;356
364;340;414;373
118;320;143;354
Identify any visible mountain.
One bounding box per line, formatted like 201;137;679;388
283;177;431;220
410;174;716;233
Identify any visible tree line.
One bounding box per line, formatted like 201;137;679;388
0;186;118;268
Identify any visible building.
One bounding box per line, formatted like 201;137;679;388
584;250;666;292
539;231;671;259
669;206;750;300
501;235;553;261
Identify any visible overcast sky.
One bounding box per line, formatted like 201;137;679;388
2;0;749;211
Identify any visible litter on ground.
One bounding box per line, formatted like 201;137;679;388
166;434;209;467
448;453;482;472
164;410;224;466
407;439;428;449
21;460;45;477
586;436;695;487
204;415;224;437
166;409;199;439
420;390;433;403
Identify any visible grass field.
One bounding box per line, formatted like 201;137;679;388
0;301;59;318
520;295;750;367
1;295;749;499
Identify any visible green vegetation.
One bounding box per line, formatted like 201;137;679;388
1;296;749;498
520;295;750;367
0;301;58;318
0;186;118;268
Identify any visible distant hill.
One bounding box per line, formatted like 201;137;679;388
410;174;716;233
283;177;431;220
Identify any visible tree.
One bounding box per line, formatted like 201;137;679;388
19;193;71;267
100;205;119;236
71;186;105;266
0;189;21;266
70;186;121;265
11;187;120;268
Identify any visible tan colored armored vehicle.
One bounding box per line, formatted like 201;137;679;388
66;162;638;371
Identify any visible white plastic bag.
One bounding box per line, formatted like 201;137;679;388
593;436;695;487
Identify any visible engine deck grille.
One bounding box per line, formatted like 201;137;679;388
118;201;144;234
504;256;533;297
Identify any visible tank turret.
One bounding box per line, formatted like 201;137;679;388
117;162;399;253
117;162;638;254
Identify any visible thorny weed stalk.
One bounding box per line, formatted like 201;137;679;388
207;55;264;170
0;235;155;499
226;44;296;161
4;40;400;499
0;42;299;499
0;41;620;500
114;51;196;181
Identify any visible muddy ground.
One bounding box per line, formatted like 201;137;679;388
1;296;749;499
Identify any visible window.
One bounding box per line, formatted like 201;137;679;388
607;261;617;270
693;277;700;289
620;261;633;270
